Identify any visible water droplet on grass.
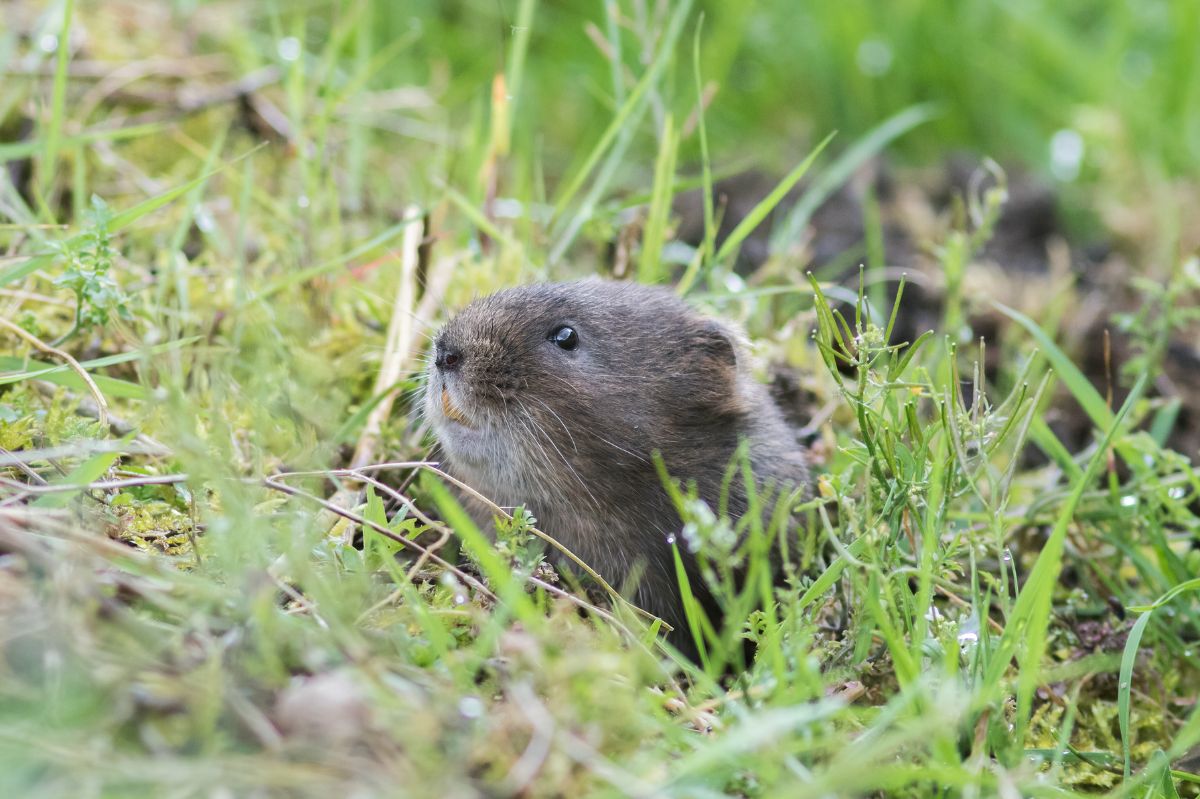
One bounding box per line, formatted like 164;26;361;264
458;696;484;718
1049;129;1085;182
277;36;302;62
856;39;893;77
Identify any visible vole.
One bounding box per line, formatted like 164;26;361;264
423;279;809;658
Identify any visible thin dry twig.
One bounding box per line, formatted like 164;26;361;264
326;210;428;541
0;473;188;498
0;316;109;428
0;445;48;487
351;205;424;470
0;439;171;466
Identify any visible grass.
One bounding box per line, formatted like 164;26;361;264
1;0;1199;796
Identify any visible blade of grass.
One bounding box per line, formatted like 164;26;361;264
33;444;124;509
550;0;693;221
677;15;714;295
252;214;419;301
441;184;519;252
995;302;1112;429
1028;415;1085;482
0;336;201;387
547;108;646;266
1127;578;1200;613
638;113;678;284
0;121;169;164
603;0;625;106
504;0;537;132
1118;610;1152;779
423;473;539;626
0;355;147;399
769;103;939;255
714;132;834;264
38;0;75;203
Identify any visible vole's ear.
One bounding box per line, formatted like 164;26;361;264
689;320;741;388
679;319;748;414
694;320;737;363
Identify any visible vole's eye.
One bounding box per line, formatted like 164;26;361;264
550;325;579;351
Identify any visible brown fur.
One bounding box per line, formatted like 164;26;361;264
423;279;809;654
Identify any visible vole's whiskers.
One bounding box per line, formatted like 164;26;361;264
524;388;644;464
525;394;579;453
515;399;601;513
532;371;579;395
592;431;648;463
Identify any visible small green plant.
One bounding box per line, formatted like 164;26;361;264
1115;254;1200;384
50;195;130;345
492;504;545;574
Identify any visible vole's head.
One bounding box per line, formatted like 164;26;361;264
424;280;749;500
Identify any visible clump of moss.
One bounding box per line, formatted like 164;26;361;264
108;497;197;558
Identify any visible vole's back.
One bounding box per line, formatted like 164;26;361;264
424;280;809;652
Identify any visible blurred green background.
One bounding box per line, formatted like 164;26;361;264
8;0;1193;240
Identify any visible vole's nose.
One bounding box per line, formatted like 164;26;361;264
434;343;463;372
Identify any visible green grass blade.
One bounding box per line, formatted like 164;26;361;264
678;14;715;295
714;132;835;264
0;336;200;387
504;0;537;128
1119;610;1153;779
253;215;417;300
33;446;122;509
1127;579;1200;613
638;113;678;284
423;473;539;626
39;0;75;201
995;302;1112;429
550;0;693;220
770;103;939;254
441;185;519;252
0;121;168;164
0;355;146;399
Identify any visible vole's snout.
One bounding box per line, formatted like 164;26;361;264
434;342;463;372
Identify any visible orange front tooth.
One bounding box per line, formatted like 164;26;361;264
441;387;472;426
